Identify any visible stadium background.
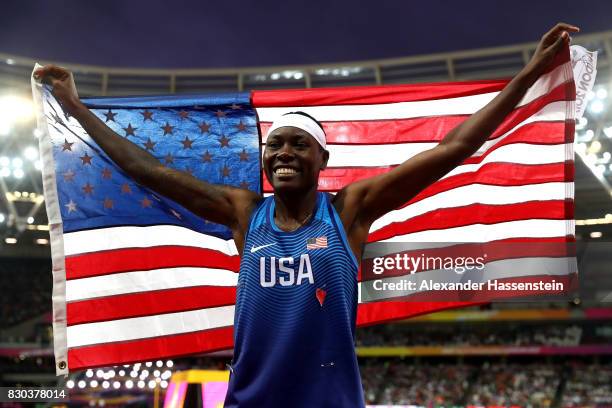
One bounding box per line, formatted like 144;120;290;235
1;1;612;407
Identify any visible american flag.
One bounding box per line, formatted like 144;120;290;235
306;236;328;250
33;46;576;374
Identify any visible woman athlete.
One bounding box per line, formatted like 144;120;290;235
35;23;577;407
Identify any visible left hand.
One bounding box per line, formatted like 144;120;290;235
525;23;580;77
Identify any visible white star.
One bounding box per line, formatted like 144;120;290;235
65;199;77;213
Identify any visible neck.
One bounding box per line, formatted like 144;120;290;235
273;187;318;230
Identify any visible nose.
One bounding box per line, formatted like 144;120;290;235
276;143;294;162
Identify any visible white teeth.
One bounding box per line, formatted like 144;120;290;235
275;167;297;175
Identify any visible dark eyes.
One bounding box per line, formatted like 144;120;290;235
266;141;308;149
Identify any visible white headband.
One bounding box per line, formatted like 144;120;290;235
266;113;326;149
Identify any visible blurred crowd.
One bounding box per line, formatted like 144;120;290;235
562;363;612;407
356;323;584;347
358;359;612;408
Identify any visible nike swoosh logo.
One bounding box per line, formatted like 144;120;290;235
250;243;277;253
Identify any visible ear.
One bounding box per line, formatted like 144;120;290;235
320;149;330;171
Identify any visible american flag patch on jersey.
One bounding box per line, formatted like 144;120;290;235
307;236;328;250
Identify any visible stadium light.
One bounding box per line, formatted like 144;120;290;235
13;169;24;179
0;157;8;167
603;152;611;163
0;213;4;223
584;129;595;141
35;239;49;245
166;360;173;368
27;217;34;224
113;381;120;389
590;231;603;238
125;380;134;389
66;380;75;389
153;370;160;378
595;164;606;175
119;370;125;376
130;371;138;378
0;95;35;123
148;380;156;389
137;380;145;389
102;381;110;389
24;146;38;161
0;168;9;177
161;380;168;389
86;369;94;378
589;100;604;114
77;380;86;389
596;87;608;99
576;117;588;130
156;360;163;368
33;128;43;138
5;238;17;244
604;126;612;138
96;369;104;378
90;380;98;388
588;141;602;154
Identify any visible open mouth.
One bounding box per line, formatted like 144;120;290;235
273;166;299;176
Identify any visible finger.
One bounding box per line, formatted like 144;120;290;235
547;23;580;38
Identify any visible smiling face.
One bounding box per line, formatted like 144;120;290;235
263;126;329;193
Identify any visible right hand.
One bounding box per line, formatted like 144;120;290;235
33;65;82;114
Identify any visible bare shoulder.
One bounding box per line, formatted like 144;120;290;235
225;186;263;231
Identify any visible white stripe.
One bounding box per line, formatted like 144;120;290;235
255;62;570;122
66;267;238;302
66;305;235;348
376;219;571;242
441;143;569;180
359;256;575;302
370;182;571;232
63;225;238;256
328;141;569;168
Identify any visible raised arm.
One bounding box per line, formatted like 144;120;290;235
34;65;261;245
339;23;579;232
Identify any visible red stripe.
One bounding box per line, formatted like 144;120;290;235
402;161;573;208
368;200;573;242
66;246;240;280
253;80;510;107
258;84;570;144
67;326;234;371
67;286;237;326
360;239;575;281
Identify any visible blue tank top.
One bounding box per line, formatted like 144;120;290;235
224;192;364;407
